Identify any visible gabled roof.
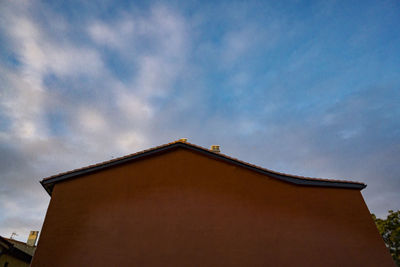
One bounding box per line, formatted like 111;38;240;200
40;140;366;195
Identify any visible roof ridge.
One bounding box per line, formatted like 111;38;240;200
41;139;366;195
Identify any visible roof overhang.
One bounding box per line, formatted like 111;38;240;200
40;141;367;196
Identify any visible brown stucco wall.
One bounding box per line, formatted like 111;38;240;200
32;147;394;266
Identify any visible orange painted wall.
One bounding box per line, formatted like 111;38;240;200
32;147;394;266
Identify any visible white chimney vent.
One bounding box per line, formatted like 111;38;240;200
210;145;220;153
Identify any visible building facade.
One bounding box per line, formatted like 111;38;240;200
0;232;37;267
32;140;394;266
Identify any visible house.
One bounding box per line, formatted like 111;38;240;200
0;231;38;266
31;139;394;266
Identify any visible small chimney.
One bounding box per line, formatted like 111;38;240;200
178;138;188;142
27;231;39;246
210;145;220;153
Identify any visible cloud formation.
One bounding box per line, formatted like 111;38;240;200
0;0;399;241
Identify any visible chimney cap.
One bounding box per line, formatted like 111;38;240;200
210;145;220;153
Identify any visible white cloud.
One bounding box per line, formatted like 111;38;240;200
87;5;189;98
0;65;46;141
78;107;108;133
134;55;182;97
116;132;147;153
88;20;134;48
8;16;104;77
116;88;154;120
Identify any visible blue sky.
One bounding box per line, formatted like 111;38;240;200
0;0;399;241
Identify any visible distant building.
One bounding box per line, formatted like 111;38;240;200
32;140;394;266
0;231;38;266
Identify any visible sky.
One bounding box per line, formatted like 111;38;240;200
0;0;399;242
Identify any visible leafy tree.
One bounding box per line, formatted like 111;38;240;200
372;210;400;266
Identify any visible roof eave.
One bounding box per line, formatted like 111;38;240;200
40;142;367;196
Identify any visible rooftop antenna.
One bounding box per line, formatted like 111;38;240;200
10;232;18;239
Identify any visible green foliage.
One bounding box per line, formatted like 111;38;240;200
373;210;400;266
